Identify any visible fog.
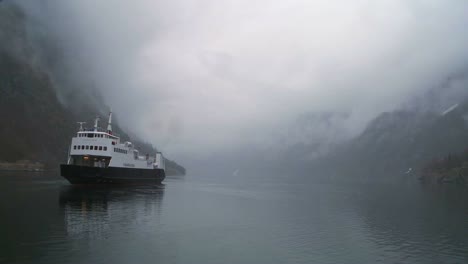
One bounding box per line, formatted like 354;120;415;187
18;0;468;165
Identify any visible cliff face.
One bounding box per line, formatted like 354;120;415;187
0;3;74;164
0;3;185;174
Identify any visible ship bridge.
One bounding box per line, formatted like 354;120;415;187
68;113;118;168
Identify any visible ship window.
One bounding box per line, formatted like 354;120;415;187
94;146;98;150
85;145;88;150
73;146;77;150
77;146;80;150
87;133;93;138
104;147;107;151
81;145;85;149
99;146;103;150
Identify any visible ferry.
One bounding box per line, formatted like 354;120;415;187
60;112;165;184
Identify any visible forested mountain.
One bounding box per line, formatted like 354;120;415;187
0;2;185;174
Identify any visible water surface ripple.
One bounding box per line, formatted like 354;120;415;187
1;172;467;264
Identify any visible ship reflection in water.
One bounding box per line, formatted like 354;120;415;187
59;185;165;240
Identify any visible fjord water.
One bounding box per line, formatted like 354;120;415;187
1;172;467;264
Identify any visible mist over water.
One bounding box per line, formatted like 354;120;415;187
14;0;468;168
3;2;468;263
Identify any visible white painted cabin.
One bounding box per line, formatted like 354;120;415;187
67;114;165;170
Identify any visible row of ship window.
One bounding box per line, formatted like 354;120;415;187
74;145;107;151
73;145;129;154
114;148;128;154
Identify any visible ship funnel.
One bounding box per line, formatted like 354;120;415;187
107;111;113;133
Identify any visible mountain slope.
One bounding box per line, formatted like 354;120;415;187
314;99;468;180
0;3;185;174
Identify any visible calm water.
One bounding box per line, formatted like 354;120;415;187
1;172;468;264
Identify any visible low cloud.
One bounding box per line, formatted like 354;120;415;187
18;0;468;163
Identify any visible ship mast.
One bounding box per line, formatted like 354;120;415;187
107;111;113;134
94;116;100;132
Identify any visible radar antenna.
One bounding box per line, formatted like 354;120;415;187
77;122;86;131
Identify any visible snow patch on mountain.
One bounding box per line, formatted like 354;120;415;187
442;103;459;116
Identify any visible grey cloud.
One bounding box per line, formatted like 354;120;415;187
16;0;468;165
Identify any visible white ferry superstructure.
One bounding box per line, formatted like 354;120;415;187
60;112;165;184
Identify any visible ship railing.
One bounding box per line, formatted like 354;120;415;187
81;128;120;137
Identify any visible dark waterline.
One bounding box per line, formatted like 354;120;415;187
1;171;468;264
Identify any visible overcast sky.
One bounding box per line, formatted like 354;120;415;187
21;0;468;162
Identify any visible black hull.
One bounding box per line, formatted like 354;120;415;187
60;164;165;185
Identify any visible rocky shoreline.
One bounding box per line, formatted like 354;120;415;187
419;154;468;185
